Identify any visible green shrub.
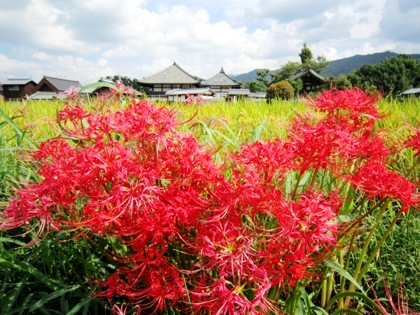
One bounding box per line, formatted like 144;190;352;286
266;80;294;101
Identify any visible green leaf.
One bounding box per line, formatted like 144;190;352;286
324;260;366;294
0;107;36;148
250;119;266;142
324;292;384;314
0;237;27;247
66;296;94;315
29;285;81;312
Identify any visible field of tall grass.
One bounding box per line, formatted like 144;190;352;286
2;96;418;144
0;90;419;315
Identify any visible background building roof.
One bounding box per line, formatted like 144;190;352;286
2;78;37;85
289;68;325;82
201;68;241;87
39;76;82;92
138;62;200;84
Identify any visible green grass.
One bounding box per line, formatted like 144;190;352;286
1;97;418;145
0;99;65;143
171;99;308;141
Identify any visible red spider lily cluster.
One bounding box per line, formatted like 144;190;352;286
1;87;418;314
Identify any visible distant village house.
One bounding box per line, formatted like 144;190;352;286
1;78;37;101
28;76;82;100
289;68;325;94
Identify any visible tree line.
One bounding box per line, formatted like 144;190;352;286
244;44;420;99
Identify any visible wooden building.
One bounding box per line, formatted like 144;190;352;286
36;76;82;93
27;76;82;100
138;62;201;99
1;78;37;101
289;68;325;94
201;67;241;97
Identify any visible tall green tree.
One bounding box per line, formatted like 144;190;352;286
299;43;313;64
249;80;268;93
348;55;420;96
256;69;271;87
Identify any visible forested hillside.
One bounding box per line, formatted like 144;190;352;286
231;51;420;81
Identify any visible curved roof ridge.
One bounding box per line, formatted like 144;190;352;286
139;62;200;84
201;67;241;87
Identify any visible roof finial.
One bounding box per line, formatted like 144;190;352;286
220;67;225;73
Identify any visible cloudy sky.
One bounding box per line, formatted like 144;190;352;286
0;0;419;84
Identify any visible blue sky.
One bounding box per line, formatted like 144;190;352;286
0;0;419;84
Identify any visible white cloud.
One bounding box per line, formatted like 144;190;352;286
0;0;419;83
0;54;44;81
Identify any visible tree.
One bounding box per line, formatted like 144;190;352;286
289;79;303;97
299;43;313;64
334;75;353;90
256;69;271;87
348;55;420;96
271;61;302;82
266;80;294;102
249;80;267;93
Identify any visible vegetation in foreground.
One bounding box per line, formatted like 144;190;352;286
0;87;419;314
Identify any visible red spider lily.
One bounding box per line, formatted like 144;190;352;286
190;272;279;315
115;81;134;97
101;254;186;314
111;302;141;315
348;160;419;212
255;190;342;288
64;85;81;98
285;89;388;175
305;88;381;119
404;128;420;157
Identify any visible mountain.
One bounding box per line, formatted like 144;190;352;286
231;69;268;82
230;51;420;82
322;51;420;77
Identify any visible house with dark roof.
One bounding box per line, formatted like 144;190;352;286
138;62;201;99
36;76;82;93
289;68;325;94
28;76;82;100
1;78;37;101
201;68;241;97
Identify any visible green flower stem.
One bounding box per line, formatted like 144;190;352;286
321;279;327;308
355;210;402;283
344;200;402;308
291;171;303;199
343;200;388;307
309;168;319;189
338;250;345;309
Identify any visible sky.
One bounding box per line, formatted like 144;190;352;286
0;0;419;85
